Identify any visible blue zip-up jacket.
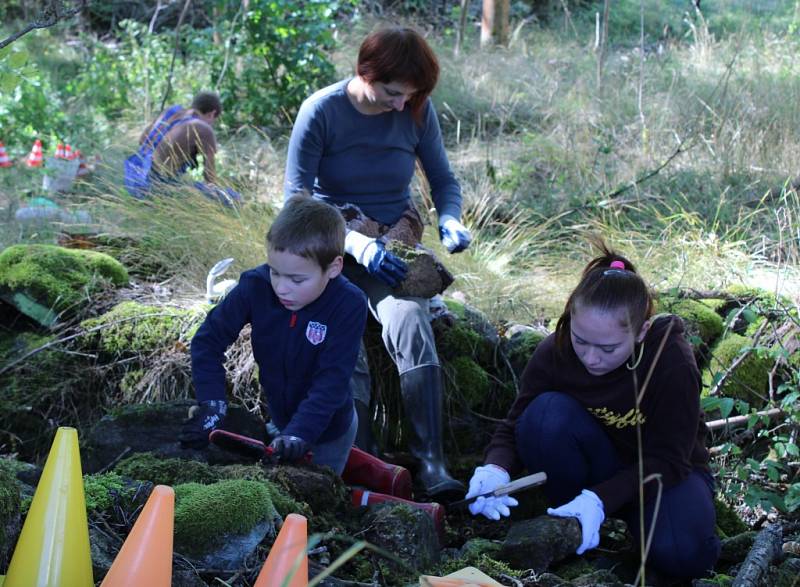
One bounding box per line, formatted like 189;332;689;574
191;265;368;445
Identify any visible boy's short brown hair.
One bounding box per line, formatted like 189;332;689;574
266;195;345;269
191;91;222;116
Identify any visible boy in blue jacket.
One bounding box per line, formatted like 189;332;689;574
181;195;368;474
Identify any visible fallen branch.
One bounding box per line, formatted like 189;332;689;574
732;523;782;587
706;407;784;431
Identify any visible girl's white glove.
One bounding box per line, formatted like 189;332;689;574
465;464;518;520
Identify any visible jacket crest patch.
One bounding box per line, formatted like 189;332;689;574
306;321;327;345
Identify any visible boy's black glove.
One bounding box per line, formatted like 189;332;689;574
179;400;227;449
268;435;309;463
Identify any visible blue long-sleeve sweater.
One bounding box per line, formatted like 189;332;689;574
190;265;368;445
284;78;462;226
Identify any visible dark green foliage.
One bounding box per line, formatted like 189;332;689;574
714;496;748;538
212;0;351;128
0;460;21;550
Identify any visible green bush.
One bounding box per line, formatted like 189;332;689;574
213;0;351;128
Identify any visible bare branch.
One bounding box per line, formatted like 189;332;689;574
0;0;86;50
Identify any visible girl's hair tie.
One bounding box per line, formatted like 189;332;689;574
609;260;626;270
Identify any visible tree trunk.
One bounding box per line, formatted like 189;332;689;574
481;0;510;48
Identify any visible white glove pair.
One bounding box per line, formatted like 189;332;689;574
466;464;604;556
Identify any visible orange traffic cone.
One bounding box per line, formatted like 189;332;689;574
100;485;174;587
75;150;90;176
55;143;66;159
254;513;308;587
64;144;73;160
0;142;11;167
26;139;43;167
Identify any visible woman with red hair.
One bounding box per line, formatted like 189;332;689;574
285;27;470;499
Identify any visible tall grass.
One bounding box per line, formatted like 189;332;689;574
3;5;799;325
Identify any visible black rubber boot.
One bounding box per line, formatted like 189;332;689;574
354;399;380;456
400;365;465;500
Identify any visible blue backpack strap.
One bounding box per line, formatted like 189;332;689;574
140;104;192;155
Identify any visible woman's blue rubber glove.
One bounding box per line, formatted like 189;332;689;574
547;489;605;554
438;214;472;253
465;464;519;520
345;230;408;287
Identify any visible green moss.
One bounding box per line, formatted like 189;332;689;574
115;453;224;486
80;301;204;355
174;480;276;556
444;299;466;319
216;465;308;519
706;334;771;404
0;459;22;547
445;356;490;409
714;496;748;538
438;322;484;359
0;244;128;313
656;298;724;345
83;472;128;512
506;329;546;371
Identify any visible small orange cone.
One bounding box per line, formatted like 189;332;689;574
254;513;308;587
55;143;66;159
100;485;174;587
26;139;43;167
0;142;12;167
64;144;73;160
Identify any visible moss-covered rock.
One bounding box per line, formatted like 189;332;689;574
445;356;491;409
0;244;128;315
387;241;453;299
84;472;127;512
80;301;204;356
115;453;223;486
174;480;276;557
505;327;547;377
714;497;749;538
706;333;771;404
656;298;724;346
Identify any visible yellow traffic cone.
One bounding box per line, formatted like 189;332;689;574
100;485;174;587
4;427;94;587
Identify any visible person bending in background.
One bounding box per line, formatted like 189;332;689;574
466;242;720;580
284;26;471;499
138;91;239;204
181;195;367;475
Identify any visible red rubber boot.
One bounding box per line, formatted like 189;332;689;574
350;488;444;541
342;446;413;499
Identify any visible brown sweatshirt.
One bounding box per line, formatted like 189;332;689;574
484;314;710;514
